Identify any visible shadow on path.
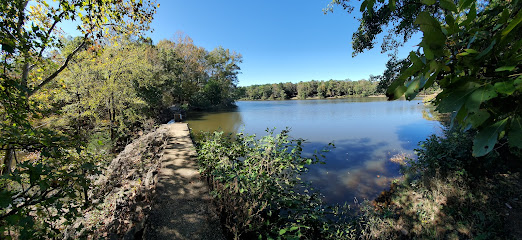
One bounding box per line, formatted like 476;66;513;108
144;123;225;240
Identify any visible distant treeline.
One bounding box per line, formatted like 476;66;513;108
237;77;440;100
237;79;379;100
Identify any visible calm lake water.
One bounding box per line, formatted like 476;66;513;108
186;97;442;204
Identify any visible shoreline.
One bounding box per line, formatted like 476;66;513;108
237;94;438;102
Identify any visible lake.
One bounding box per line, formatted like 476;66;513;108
186;97;443;204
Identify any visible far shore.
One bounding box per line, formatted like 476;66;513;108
238;93;438;102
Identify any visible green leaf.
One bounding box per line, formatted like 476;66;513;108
415;11;440;26
0;190;13;208
409;51;423;66
509;117;522;148
461;3;477;27
494;80;516;95
360;0;368;12
39;181;50;192
279;229;287;235
421;0;436;5
495;66;516;72
456;105;468;123
440;0;458;12
388;85;407;100
458;0;474;10
465;85;498;112
445;14;458;33
515;77;522;86
436;86;477;113
502;9;522;39
424;46;434;60
457;52;470;57
466;110;490;128
289;226;299;231
473;119;508;157
475;39;496;60
500;8;510;24
416;12;446;49
405;78;421;100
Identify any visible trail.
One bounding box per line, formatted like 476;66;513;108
144;123;224;240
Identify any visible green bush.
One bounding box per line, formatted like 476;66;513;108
195;129;357;240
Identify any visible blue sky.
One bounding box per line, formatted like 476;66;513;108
147;0;421;86
61;0;420;86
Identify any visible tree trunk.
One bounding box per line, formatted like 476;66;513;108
1;147;14;175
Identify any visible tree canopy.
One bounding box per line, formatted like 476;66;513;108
330;0;522;157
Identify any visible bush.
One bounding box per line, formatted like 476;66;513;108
363;129;522;239
195;129;356;240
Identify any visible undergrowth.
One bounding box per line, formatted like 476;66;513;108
194;128;522;239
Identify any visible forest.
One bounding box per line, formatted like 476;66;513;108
237;79;381;100
1;0;522;239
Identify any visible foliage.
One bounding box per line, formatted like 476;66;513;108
238;79;381;100
50;39;156;146
0;0;158;237
331;0;522;157
153;36;243;110
0;149;107;239
195;130;357;240
325;0;442;56
387;0;522;157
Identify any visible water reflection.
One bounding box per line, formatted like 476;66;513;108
187;110;243;134
186;98;442;204
303;138;402;204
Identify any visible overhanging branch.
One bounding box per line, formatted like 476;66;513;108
28;35;88;97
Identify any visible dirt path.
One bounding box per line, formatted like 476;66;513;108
144;123;225;240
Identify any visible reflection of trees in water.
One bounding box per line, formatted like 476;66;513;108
304;138;403;204
186;110;243;134
422;105;450;126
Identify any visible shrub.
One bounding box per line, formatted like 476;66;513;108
195;129;354;239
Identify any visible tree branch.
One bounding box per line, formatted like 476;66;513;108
28;36;88;97
36;11;67;60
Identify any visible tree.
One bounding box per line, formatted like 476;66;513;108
205;46;243;106
331;0;522;157
0;0;158;237
59;41;154;145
